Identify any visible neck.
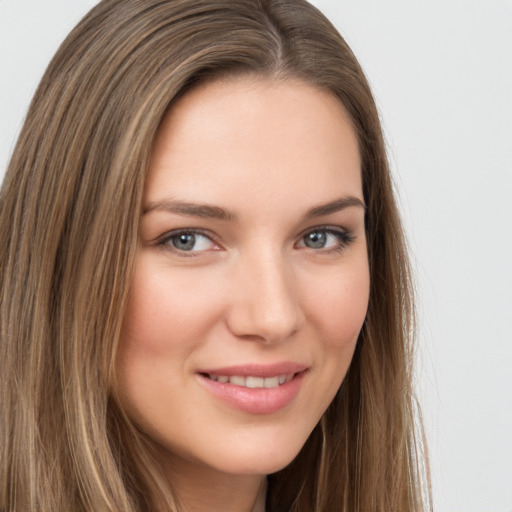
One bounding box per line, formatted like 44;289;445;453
160;455;267;512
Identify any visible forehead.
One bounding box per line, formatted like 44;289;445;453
145;78;362;216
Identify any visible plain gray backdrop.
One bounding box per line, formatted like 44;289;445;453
1;1;511;511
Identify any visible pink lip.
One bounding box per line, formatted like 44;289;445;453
197;362;308;415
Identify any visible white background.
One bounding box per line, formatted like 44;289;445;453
1;1;511;511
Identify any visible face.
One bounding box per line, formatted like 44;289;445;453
116;78;370;479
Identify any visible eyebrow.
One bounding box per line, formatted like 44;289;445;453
143;199;238;221
302;196;366;220
143;196;365;221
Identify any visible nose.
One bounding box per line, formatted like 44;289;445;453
225;250;304;344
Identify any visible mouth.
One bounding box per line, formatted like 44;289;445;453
197;364;307;414
201;373;296;388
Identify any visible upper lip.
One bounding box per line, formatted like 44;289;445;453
198;362;308;378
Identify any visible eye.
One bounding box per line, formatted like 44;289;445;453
297;227;354;252
159;230;218;253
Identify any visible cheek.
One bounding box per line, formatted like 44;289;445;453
115;259;223;421
312;263;370;349
297;258;370;415
120;258;222;354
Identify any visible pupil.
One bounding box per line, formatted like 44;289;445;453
172;233;196;251
305;232;326;248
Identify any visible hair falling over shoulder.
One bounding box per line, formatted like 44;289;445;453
0;1;431;510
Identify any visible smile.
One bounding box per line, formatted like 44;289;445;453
206;374;295;388
198;364;307;414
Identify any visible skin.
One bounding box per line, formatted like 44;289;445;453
116;77;370;512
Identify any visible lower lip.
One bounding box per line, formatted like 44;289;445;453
198;372;305;414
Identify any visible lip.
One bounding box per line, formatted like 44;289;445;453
197;362;308;414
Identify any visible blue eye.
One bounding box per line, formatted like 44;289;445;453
299;228;354;251
161;231;217;253
303;231;329;249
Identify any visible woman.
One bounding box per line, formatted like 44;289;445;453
0;0;431;511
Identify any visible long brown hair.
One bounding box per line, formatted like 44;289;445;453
0;1;431;510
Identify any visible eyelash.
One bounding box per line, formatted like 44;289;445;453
156;226;356;257
297;226;356;254
157;229;220;257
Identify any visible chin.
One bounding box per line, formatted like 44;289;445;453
205;428;312;476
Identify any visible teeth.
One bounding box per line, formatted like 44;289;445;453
246;376;264;388
264;376;279;388
207;373;295;388
230;375;245;386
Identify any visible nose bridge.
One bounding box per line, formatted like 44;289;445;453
227;245;303;343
